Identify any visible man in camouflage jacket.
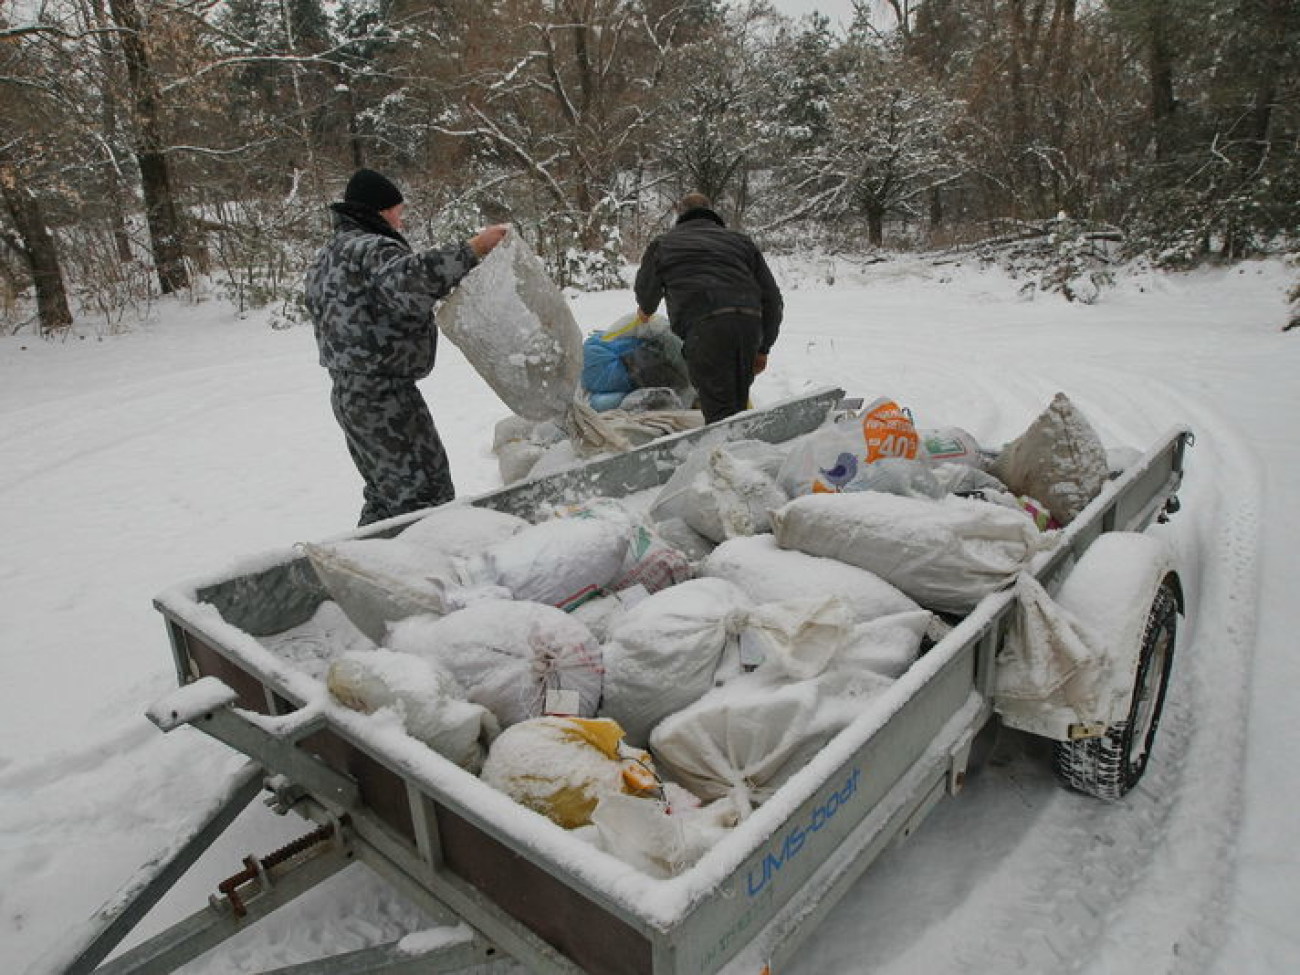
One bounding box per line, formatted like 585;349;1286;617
305;168;507;525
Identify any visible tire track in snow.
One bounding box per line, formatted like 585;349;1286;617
0;352;317;496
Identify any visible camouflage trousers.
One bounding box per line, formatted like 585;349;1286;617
329;373;455;526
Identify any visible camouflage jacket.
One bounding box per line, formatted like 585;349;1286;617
305;205;478;379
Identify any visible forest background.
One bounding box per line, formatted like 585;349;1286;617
2;0;1298;337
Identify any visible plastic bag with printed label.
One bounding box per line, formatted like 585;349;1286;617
777;396;920;496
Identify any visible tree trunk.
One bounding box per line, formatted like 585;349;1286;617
1146;0;1177;161
86;0;138;264
0;164;74;335
867;205;885;247
108;0;189;294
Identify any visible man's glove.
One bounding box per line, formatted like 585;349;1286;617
753;353;769;376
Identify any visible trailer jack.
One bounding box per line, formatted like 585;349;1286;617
214;819;344;919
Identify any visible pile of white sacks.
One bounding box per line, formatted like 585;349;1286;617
303;393;1113;878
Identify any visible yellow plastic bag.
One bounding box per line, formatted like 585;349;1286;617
480;716;661;829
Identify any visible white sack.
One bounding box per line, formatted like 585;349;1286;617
436;231;582;422
990;392;1109;526
771;492;1056;614
600;578;752;746
568;586;648;642
589;790;740;879
738;596;856;679
995;573;1108;719
471;516;629;609
652;516;717;564
839;610;934;679
326;649;499;773
497;440;547;484
649;677;831;813
920;426;986;467
544;499;692;595
302;538;506;644
397;504;528;555
843;457;944;498
650;626;900;814
649;439;789;543
701;534;920;622
386;600;603;727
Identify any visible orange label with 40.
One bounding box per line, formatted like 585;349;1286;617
861;398;919;462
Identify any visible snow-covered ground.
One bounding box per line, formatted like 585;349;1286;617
1;252;1296;974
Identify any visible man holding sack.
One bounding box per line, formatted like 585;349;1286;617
306;168;507;525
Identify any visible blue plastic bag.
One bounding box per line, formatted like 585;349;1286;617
582;333;642;394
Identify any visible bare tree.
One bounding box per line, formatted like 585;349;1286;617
107;0;189;293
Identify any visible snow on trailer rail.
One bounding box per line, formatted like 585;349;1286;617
47;388;1192;975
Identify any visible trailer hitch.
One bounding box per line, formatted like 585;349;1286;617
214;817;347;918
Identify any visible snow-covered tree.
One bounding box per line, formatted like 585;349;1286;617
771;34;964;246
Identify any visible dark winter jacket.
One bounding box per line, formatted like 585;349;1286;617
305;203;478;379
634;207;783;353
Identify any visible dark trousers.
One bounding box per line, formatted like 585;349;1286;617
330;373;454;526
683;312;763;424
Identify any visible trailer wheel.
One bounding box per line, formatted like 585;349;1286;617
1052;580;1178;800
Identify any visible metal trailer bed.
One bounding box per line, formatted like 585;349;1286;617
50;388;1192;975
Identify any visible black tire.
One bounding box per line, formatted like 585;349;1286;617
1052;580;1179;800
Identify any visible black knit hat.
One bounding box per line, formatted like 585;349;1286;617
343;169;404;211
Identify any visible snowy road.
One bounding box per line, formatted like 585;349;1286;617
1;255;1295;974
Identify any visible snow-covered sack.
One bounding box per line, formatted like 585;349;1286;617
600;579;856;746
772;492;1057;614
843;457;945;498
702;534;921;623
600;578;751;746
436;230;582;422
480;716;659;829
920;427;986;467
547;499;693;595
651;678;827;813
567;585;649;642
301;538;507;644
386;600;603;727
397;504;528;555
649;439;789;544
588;788;739;879
842;610;934;679
326;650;499;773
490;415;568;484
470;516;629;609
649;656;894;814
652;516;718;564
994;573;1108;720
990;392;1109;526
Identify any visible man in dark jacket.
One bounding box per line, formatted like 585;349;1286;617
634;193;782;423
305;168;507;525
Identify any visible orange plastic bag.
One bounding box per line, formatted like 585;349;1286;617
860;397;919;463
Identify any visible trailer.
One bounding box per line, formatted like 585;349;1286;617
45;387;1192;975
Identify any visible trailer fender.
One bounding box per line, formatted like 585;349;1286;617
1050;531;1183;799
1053;531;1180;702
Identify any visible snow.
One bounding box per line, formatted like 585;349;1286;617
2;253;1298;973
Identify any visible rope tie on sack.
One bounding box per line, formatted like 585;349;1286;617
722;608;752;636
